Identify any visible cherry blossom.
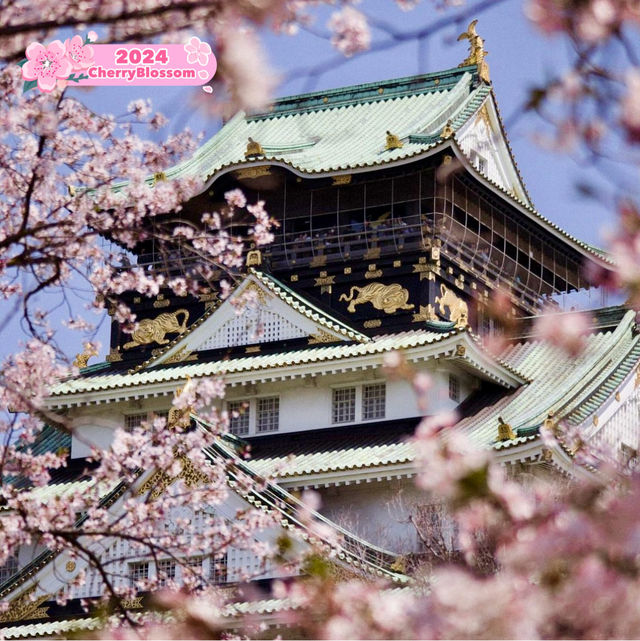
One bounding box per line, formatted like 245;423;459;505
184;36;212;66
64;34;94;71
328;7;371;57
21;40;72;92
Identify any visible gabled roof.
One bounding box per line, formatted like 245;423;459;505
48;327;526;406
137;269;368;372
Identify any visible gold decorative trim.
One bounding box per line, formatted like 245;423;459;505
198;292;217;302
65;561;76;573
310;255;327;268
344;267;352;275
241;281;271;305
363;319;382;329
246;249;262;267
244;137;265;158
615;391;621;402
457;19;490;83
364;247;380;260
164;346;197;364
497;416;516;441
122;596;143;610
0;587;50;623
593;415;599;427
339;283;414;314
235;165;270;180
291;274;299;282
412;262;432;281
412;304;438;323
153;294;170;309
385;130;403;150
245;345;261;353
332;174;352;185
137;453;208;501
440;119;454;139
308;330;337;344
435;284;468;328
106;347;122;363
314;275;335;287
455;344;466;357
393;260;401;268
365;269;383;279
73;343;98;369
123;309;190;350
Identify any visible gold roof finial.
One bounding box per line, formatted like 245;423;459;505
385;130;403;151
440;119;455;139
497;416;516;442
457;19;490;84
245;137;265;158
73;343;98;369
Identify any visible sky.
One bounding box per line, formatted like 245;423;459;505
11;0;624;359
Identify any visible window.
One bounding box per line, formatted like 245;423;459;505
227;401;250;436
209;553;228;584
332;387;356;424
362;383;386;420
128;561;149;588
0;554;18;583
156;559;176;587
256;397;279;433
124;413;146;430
183;556;205;588
449;374;460;402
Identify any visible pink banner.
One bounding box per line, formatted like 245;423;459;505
21;36;216;92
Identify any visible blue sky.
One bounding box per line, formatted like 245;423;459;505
12;0;620;359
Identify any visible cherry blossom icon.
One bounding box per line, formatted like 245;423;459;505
64;34;95;70
184;37;212;66
22;40;72;93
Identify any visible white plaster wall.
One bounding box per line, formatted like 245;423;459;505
69;362;476;454
319;478;428;554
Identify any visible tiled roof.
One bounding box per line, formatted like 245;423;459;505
49;328;464;398
246;419;418;479
458;310;640;445
162;68;487;182
0;617;103;638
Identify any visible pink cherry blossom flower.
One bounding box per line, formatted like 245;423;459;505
22;40;72;93
328;7;371;57
184;36;212;66
64;34;95;70
87;31;98;43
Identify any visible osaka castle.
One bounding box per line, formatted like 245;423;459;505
2;30;639;637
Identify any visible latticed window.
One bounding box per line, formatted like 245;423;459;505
128;561;149;587
256;397;279;433
209;553;228;584
448;374;460;402
183;556;205;587
332;387;356;424
156;559;176;587
362;383;386;420
0;554;18;583
227;401;250;436
124;413;146;430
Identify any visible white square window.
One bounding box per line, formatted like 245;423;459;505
256;397;279;433
362;383;386;420
449;374;460;402
124;413;146;430
332;387;356;424
209;553;228;585
183;556;205;588
128;561;149;588
227;401;250;436
156;559;176;587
